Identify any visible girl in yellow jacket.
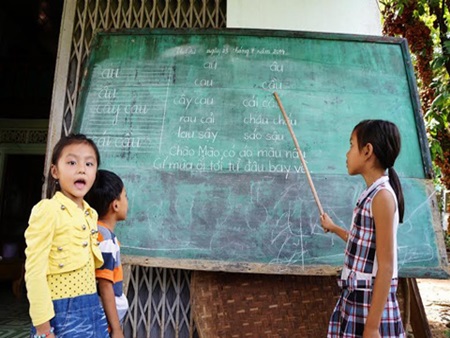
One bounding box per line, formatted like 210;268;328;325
25;134;109;338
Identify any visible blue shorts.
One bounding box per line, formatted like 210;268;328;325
31;293;109;338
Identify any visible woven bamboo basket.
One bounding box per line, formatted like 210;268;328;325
191;272;340;337
191;271;408;338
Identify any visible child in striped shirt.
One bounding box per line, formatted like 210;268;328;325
85;169;129;338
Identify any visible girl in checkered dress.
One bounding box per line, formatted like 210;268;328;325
321;120;406;338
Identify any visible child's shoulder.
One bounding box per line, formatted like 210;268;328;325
374;182;396;199
97;224;115;240
31;197;60;213
29;198;61;225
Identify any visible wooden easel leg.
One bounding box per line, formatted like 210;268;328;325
407;278;433;338
400;278;410;330
122;263;132;296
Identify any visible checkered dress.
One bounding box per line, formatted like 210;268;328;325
327;178;406;338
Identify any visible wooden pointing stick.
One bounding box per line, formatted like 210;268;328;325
273;92;326;224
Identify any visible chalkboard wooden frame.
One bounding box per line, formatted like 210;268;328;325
74;29;448;278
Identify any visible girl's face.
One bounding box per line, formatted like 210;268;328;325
51;142;98;208
346;131;365;176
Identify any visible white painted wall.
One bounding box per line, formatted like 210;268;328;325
227;0;382;36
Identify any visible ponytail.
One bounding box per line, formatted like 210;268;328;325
354;120;403;222
388;167;404;223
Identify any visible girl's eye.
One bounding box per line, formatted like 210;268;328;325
67;160;76;165
86;162;95;167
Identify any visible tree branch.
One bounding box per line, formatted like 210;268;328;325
432;0;450;75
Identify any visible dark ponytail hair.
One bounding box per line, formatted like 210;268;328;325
353;120;404;223
46;134;101;198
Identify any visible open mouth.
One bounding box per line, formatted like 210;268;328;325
74;179;86;189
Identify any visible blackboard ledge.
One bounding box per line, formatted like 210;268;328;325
121;254;344;277
121;255;450;279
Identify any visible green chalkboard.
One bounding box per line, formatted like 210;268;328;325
74;29;448;278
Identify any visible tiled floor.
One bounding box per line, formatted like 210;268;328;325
0;281;30;338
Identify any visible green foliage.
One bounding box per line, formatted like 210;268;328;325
445;231;450;248
383;1;450;189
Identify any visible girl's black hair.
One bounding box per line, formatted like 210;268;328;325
353;119;405;223
85;169;124;218
46;133;101;198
